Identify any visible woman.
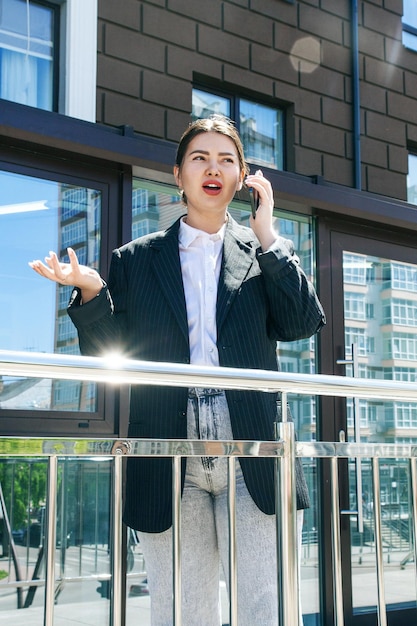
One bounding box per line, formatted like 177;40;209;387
30;115;325;625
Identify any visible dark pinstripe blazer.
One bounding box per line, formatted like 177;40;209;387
68;216;325;532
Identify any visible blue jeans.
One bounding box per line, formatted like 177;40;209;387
138;390;303;626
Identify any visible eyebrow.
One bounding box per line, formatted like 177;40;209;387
188;149;236;157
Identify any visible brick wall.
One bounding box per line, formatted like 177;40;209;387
97;0;415;200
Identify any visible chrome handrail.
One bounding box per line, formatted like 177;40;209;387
1;349;417;626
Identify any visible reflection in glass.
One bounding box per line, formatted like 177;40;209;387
0;170;101;412
0;457;112;622
240;100;284;170
0;0;56;110
342;251;417;614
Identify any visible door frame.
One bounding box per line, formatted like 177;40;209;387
316;213;417;626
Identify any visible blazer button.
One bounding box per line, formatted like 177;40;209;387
178;411;186;419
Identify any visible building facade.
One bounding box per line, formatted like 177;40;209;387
1;1;417;624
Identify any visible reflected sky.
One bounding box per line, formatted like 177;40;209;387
1;171;60;352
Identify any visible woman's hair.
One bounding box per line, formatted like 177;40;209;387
175;114;250;177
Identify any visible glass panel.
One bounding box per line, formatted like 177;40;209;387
129;177;321;623
192;88;230;120
342;251;417;614
407;153;417;204
403;0;417;51
0;0;55;110
0;169;101;412
240;99;284;170
0;457;112;624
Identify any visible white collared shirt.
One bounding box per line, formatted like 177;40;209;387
178;218;226;366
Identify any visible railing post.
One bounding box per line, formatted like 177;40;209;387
372;458;387;626
330;455;344;626
275;392;299;626
228;455;238;626
111;454;123;626
410;458;417;602
172;455;182;625
44;455;58;626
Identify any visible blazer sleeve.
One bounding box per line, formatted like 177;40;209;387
257;236;326;341
67;250;128;356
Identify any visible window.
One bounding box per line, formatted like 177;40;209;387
0;0;97;120
0;0;59;110
407;153;417;203
343;252;368;284
192;87;284;170
0;168;101;413
344;292;366;320
402;0;417;51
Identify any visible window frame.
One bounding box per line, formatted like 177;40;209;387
0;144;122;436
192;83;287;171
0;0;61;111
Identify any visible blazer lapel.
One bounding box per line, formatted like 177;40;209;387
149;219;189;341
217;218;257;332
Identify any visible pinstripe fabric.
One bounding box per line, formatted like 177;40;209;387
68;216;325;533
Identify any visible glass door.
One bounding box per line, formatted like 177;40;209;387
319;226;417;626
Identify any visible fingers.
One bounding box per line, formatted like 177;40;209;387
29;248;74;285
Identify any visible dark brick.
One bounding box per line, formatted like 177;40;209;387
223;4;274;46
300;118;347;157
388;92;417;126
142;4;197;49
271;81;320;121
299;5;344;45
142;71;192;112
322;98;352;131
223;66;275;98
384;0;405;15
105;24;166;71
167;0;222;27
250;0;297;26
273;22;299;54
365;110;406;146
166;46;223;82
251;44;297;84
366;165;407;199
361;136;388;168
319;0;350;20
360;83;387;115
98;0;140;29
364;57;404;92
97;55;140;97
103;91;165;136
321;40;351;74
387;144;408;174
294;145;323;177
406;123;417;145
300;65;345;101
362;4;402;39
166;109;194;143
358;27;385;60
323;153;354;186
198;25;250;67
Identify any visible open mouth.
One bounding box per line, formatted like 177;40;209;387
203;182;222;195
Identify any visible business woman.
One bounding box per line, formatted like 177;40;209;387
30;115;325;625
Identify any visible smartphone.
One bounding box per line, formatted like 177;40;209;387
250;188;259;218
249;169;262;218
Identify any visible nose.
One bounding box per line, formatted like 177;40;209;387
206;160;220;176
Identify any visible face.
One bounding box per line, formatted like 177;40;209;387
174;131;244;221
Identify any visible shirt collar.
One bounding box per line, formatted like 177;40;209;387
179;216;226;249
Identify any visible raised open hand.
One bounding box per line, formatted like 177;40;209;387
29;247;103;302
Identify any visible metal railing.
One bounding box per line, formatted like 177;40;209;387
1;349;417;626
